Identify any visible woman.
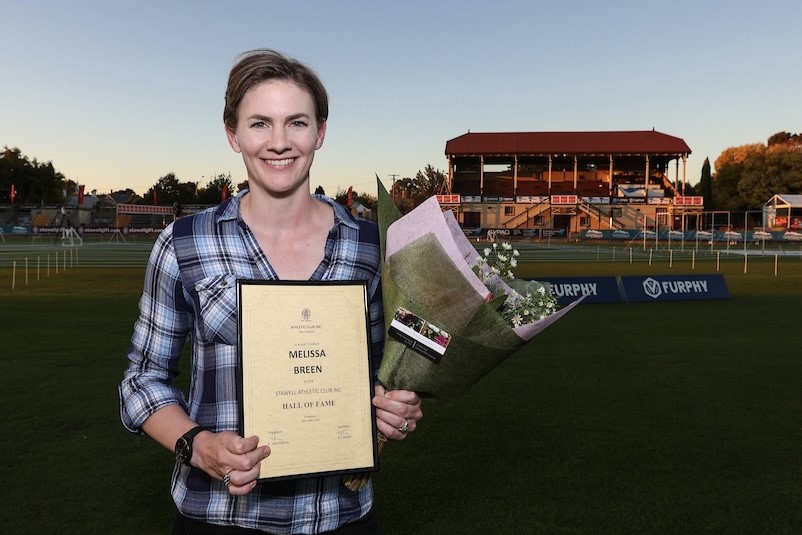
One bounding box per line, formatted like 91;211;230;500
120;49;422;534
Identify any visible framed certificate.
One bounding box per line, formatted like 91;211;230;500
237;280;378;481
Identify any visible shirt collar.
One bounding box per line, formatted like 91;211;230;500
216;189;359;231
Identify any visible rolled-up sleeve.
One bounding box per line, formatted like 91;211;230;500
119;227;194;433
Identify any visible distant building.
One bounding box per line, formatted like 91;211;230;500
764;194;802;230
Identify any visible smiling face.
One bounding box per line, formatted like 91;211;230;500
225;79;326;197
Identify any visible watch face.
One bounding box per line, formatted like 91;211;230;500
175;437;190;464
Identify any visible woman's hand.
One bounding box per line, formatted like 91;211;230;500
192;431;271;495
372;384;423;440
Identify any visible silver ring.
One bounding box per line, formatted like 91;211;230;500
397;418;409;433
223;469;233;488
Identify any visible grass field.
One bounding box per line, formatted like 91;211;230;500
1;240;801;534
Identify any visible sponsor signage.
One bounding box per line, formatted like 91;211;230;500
619;275;729;302
581;197;611;204
674;196;704;207
541;228;567;238
117;203;174;215
532;277;624;304
516;195;549;203
551;195;578;205
485;228;512;241
510;228;539;238
436;194;461;204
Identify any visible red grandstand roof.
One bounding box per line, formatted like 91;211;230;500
445;130;691;157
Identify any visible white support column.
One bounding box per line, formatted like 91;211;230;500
480;155;485;196
609;155;614;195
682;155;687;195
513;155;518;197
645;155;650;187
447;155;453;193
674;158;680;192
573;156;578;190
548;155;553;192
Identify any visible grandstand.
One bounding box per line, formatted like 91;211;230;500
442;130;699;235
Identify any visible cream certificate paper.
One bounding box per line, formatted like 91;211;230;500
237;280;377;481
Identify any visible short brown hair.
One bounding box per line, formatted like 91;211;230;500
223;49;329;130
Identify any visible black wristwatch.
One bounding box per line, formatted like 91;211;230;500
175;425;206;466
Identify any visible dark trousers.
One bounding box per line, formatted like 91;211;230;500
173;508;380;535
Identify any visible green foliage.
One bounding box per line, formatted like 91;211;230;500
333;187;378;210
196;173;233;204
738;145;802;207
390;164;446;208
767;131;802;147
713;134;802;210
0;146;66;204
699;157;713;208
145;172;181;205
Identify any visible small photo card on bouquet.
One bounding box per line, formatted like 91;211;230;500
388;307;452;364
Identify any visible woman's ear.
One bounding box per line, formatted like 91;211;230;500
315;120;327;150
225;125;242;153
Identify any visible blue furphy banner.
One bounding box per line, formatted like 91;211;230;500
618;275;730;302
526;277;624;304
527;275;730;304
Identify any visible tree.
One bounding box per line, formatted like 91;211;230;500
767;131;801;148
333;188;378;210
712;144;765;211
699;157;713;209
711;136;802;210
145;172;182;205
388;164;446;209
412;164;447;201
1;146;66;205
196;173;233;204
738;144;802;207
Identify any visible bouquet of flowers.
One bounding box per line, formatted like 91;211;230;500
342;179;583;491
374;178;582;400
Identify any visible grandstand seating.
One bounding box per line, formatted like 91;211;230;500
516;181;549;196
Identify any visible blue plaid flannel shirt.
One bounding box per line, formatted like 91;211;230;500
119;192;383;533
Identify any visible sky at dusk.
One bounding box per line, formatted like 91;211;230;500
2;0;801;197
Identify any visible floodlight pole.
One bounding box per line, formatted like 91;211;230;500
389;174;399;203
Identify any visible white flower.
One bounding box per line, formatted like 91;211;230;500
472;241;559;328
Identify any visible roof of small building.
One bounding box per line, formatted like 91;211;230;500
445;130;691;157
765;194;802;207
